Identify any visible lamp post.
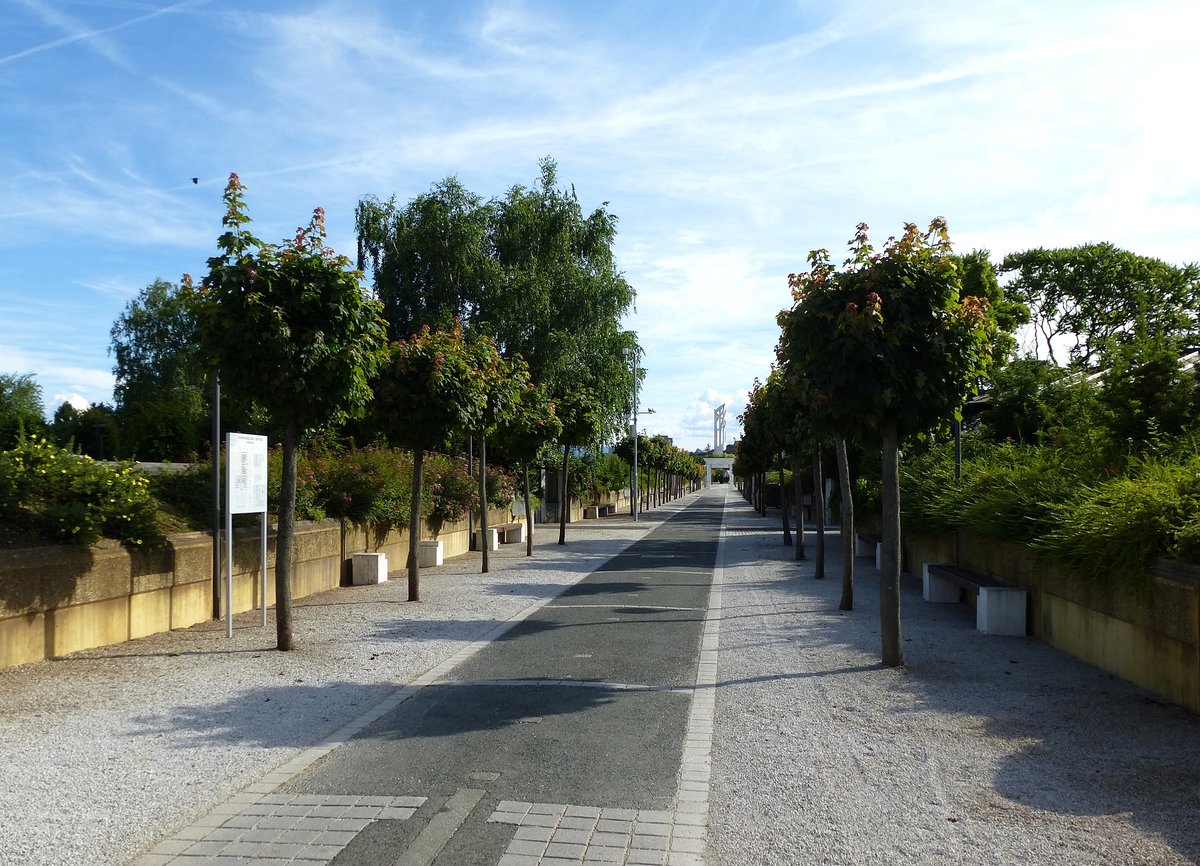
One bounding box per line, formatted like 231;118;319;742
632;407;655;521
626;347;654;521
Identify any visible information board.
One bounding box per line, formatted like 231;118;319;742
227;433;268;515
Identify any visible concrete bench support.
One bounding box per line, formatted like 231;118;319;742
418;539;443;568
583;505;602;519
352;552;388;585
855;533;882;569
476;528;500;551
977;586;1029;636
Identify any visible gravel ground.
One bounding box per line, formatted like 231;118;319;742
4;489;1199;866
710;488;1200;865
0;510;681;866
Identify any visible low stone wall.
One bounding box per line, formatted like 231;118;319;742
904;530;1200;714
0;507;520;669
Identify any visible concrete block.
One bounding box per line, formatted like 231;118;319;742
923;564;961;603
352;552;388;585
418;540;443;568
583;505;601;519
476;528;499;551
977;586;1028;636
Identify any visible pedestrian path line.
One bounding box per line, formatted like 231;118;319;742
436;677;693;694
668;490;727;866
549;603;704;612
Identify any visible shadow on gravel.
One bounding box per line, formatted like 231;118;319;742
724;495;1200;864
127;680;400;748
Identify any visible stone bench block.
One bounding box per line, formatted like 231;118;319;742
476;528;499;551
352;552;388;585
418;540;443;568
977;586;1029;636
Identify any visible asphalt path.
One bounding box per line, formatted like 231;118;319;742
276;492;723;865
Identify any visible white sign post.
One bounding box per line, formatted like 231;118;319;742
225;432;269;637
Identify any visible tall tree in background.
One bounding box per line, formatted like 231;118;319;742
110;278;207;460
355;178;494;340
199;173;386;651
485;158;637;440
1000;243;1199;369
780;220;995;666
0;373;47;448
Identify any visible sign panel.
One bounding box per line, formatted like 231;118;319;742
227;432;268;514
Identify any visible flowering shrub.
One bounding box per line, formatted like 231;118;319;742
0;438;161;547
424;453;476;526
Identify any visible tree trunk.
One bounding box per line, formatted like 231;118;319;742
791;452;805;561
523;460;534;557
275;421;300;650
407;447;423;601
813;448;825;580
558;443;569;545
478;432;489;574
836;437;854;611
779;451;792;546
880;420;904;666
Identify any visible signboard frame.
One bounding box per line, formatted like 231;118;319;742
225;432;269;637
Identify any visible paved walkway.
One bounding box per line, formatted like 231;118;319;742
132;493;726;866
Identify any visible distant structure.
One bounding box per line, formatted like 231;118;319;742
713;404;727;454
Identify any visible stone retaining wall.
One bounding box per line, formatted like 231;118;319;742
0;507;519;669
904;531;1200;714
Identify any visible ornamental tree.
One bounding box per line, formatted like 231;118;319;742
373;323;488;600
198;173;386;651
491;382;562;556
779;219;995;666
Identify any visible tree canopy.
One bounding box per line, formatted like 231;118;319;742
199;173;386;650
1000;242;1200;369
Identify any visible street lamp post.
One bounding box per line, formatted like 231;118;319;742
626;348;654;521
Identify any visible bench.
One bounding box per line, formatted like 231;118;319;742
583;505;602;519
922;563;1027;636
855;533;882;570
602;504;616;516
494;521;526;544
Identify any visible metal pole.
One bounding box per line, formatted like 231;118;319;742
211;372;221;620
631;351;639;522
953;419;962;481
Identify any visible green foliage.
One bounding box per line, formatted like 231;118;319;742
0;373;48;449
900;434;1200;584
50;401;121;460
303;440;413;531
423;453;476;525
578;451;631;501
779;219;997;443
1097;333;1199;450
1000;242;1200;369
198;174;387;440
1032;456;1200;583
110;278;209;461
356;178;494;340
0;438;161;547
373;322;489;453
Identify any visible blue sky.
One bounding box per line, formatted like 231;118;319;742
2;0;1197;451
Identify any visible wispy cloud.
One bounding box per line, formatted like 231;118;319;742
2;0;195;68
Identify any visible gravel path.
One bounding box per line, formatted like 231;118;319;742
4;488;1199;866
710;488;1200;865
